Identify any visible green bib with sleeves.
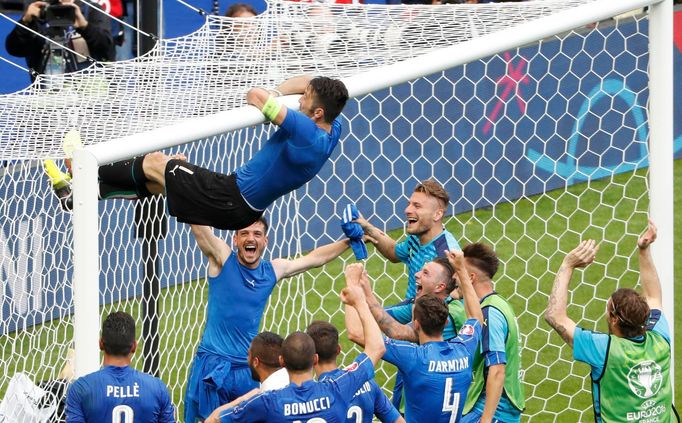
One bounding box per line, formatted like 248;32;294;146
463;293;525;414
596;331;675;422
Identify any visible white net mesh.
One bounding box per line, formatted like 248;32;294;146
0;1;657;421
0;0;594;159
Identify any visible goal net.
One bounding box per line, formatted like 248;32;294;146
0;0;674;421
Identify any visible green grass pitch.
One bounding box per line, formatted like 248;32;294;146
1;160;680;421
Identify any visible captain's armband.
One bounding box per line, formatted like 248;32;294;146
262;96;283;121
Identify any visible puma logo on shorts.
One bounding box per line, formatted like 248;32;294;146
169;164;194;176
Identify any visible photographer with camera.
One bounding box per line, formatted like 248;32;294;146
6;0;114;81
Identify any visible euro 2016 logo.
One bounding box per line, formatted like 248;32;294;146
627;360;663;399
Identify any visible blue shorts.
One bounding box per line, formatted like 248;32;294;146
184;351;258;422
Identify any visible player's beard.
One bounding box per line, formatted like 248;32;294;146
406;217;429;236
249;360;259;382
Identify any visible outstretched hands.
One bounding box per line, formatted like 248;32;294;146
563;240;598;269
637;219;657;250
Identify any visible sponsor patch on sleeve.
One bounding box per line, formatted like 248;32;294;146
344;362;360;372
459;324;475;336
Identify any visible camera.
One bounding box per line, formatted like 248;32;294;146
39;0;75;28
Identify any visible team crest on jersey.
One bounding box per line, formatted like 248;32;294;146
627;360;663;399
344;362;359;372
459;324;475;336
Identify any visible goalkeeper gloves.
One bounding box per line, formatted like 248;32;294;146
341;203;368;260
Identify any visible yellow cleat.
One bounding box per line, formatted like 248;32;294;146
43;160;73;211
43;159;71;188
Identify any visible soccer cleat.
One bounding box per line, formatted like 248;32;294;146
43;159;73;211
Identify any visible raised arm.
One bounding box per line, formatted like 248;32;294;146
354;216;399;263
246;75;314;125
190;224;231;277
445;249;483;324
358;271;419;343
271;239;350;280
544;240;598;347
341;264;386;365
637;219;662;310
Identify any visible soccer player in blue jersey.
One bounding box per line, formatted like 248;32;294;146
65;311;175;423
545;220;677;422
346;249;484;423
348;256;467;410
184;218;354;422
459;243;525;423
355;179;460;300
217;263;387;422
306;320;404;423
205;331;290;422
353;180;461;411
48;75;348;231
351;256;465;343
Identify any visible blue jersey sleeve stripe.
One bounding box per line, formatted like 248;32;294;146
484;351;507;367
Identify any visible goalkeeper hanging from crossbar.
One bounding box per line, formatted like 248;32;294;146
44;74;348;231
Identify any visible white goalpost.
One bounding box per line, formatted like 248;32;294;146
0;0;674;420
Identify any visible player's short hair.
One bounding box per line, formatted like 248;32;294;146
101;311;136;356
609;288;649;338
463;242;499;279
306;320;339;363
282;331;316;371
308;77;348;124
225;3;257;17
432;256;457;293
250;331;284;368
413;294;449;336
254;216;268;233
414;179;450;209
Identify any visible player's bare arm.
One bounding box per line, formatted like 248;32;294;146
481;364;506;423
271;239;350;280
341;263;386;365
190;224;231;277
545;239;599;347
246;75;314;126
344;269;366;346
637;219;662;310
354;214;399;263
446;249;483;324
351;270;419;343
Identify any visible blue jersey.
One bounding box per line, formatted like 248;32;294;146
382;319;482;423
198;252;278;364
318;364;400;423
386;297;462;340
220;353;376;422
573;309;670;422
394;230;460;299
236;109;342;211
65;365;174;423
